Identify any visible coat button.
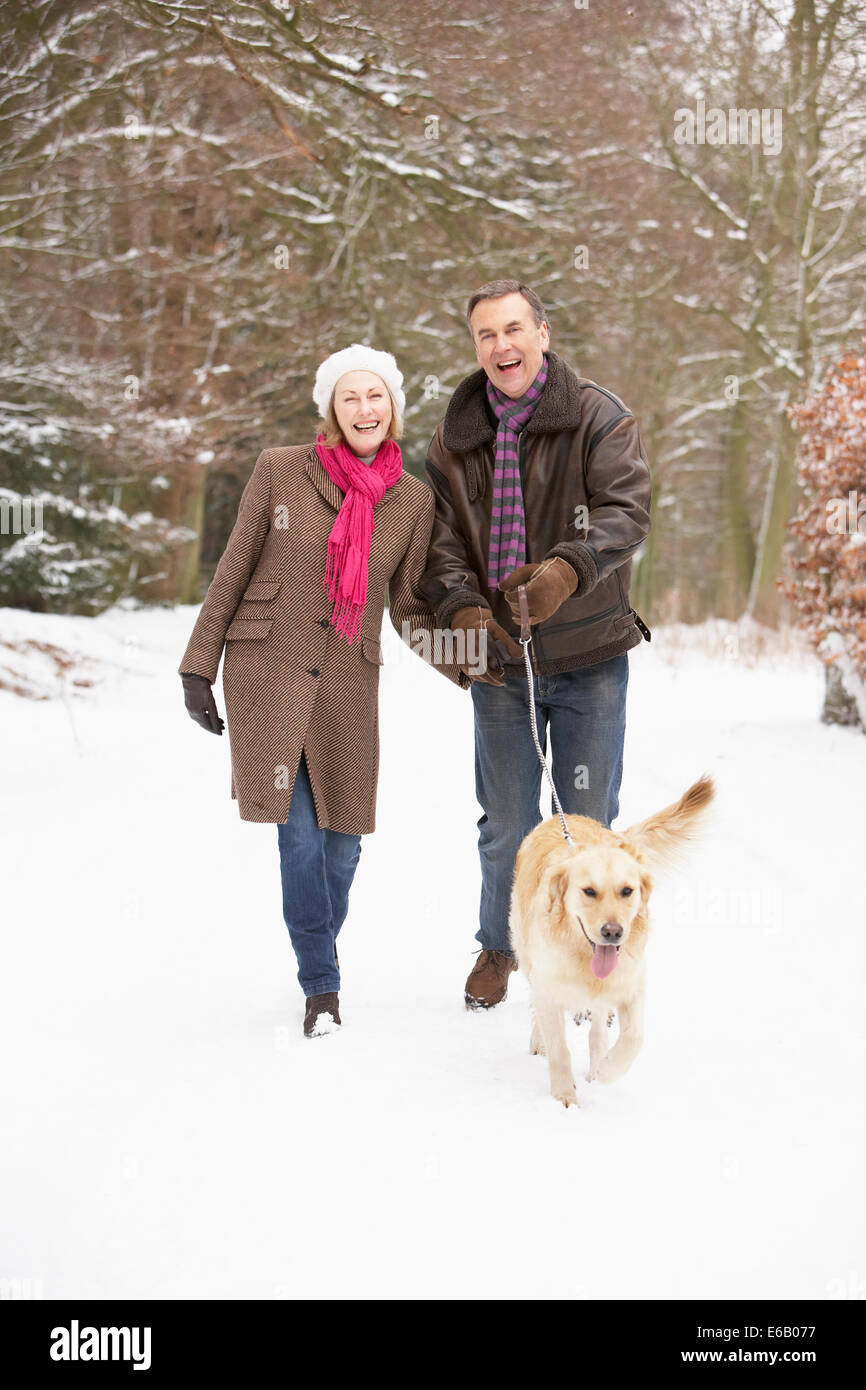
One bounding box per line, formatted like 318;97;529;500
318;618;329;627
307;668;320;677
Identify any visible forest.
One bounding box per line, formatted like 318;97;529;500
2;0;865;716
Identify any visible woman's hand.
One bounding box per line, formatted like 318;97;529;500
181;673;225;735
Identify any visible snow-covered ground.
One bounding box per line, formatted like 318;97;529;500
1;603;864;1300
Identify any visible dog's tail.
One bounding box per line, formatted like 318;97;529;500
622;774;716;871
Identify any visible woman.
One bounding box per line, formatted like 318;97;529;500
179;346;467;1037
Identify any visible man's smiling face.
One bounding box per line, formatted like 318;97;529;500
469;291;550;399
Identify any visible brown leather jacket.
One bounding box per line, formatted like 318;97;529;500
419;350;653;674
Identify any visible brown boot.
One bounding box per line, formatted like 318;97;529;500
304;991;341;1037
464;949;518;1010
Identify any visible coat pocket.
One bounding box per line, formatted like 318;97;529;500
242;579;281;601
225;618;274;640
542;599;621;635
362;637;384;665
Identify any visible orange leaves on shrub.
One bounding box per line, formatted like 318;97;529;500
782;347;866;680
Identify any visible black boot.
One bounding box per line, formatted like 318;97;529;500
304;992;341;1038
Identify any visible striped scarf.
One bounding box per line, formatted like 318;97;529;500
484;356;548;588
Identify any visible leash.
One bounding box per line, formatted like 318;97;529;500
517;585;574;845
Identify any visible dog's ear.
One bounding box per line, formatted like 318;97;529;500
546;866;566;911
545;866;570;931
638;865;654;905
625;843;654;900
616;840;654;912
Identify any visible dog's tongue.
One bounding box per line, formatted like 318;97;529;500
591;944;619;979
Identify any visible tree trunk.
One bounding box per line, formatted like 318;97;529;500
748;408;797;626
822;662;864;731
715;390;757;618
145;456;208;604
630;480;658;618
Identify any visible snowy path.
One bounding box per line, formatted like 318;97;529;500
1;604;864;1300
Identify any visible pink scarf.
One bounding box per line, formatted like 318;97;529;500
314;433;403;643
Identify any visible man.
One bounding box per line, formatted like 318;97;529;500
420;279;652;1009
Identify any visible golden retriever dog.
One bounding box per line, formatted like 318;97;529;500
509;775;715;1107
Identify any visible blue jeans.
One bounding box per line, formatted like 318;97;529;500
277;751;362;997
470;653;629;956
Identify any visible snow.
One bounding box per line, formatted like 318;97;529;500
1;604;864;1299
310;1012;341;1037
362;153;534;221
155;417;193;439
367;152;443;181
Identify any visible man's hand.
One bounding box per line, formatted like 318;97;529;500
181;672;225;734
498;557;578;626
450;605;523;686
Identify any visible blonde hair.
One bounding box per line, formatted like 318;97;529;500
322;391;403;449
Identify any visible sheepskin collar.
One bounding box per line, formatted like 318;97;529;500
442;350;583;453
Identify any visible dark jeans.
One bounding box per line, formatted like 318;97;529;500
277;751;362;997
470;653;629;956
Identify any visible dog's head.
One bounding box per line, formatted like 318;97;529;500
544;841;652;980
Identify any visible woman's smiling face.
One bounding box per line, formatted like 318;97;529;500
333;371;393;452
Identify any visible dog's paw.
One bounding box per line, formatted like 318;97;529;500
530;1040;546;1056
584;1065;600;1083
574;1009;615;1028
551;1082;579;1108
595;1056;625;1085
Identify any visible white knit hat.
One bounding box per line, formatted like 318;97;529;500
312;343;405;421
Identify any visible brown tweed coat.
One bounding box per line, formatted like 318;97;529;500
179;443;468;832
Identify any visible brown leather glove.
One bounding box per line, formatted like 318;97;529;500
498;557;578;625
450;605;523;686
181;672;225;735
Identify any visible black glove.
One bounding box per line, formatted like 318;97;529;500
181;672;224;735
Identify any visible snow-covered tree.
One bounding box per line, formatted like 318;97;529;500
592;0;866;623
3;0;866;624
